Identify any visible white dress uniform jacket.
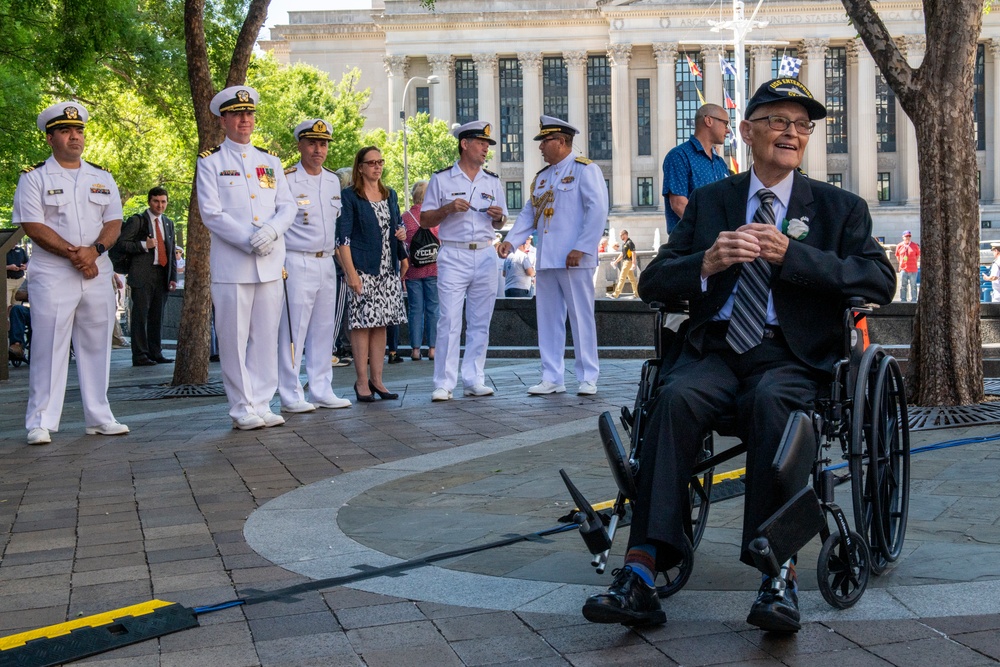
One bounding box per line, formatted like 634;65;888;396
506;153;608;386
12;157;123;430
423;163;509;392
277;163;343;407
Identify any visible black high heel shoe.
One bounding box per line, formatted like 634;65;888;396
354;382;377;403
368;380;399;400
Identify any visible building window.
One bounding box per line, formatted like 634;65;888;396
825;47;848;154
637;177;654;206
877;172;891;201
876;73;896;153
675;51;704;146
771;49;799;78
974;43;986;150
499;58;523;162
605;178;612;208
828;173;843;188
455;58;478;125
587;55;612;160
543;56;569;120
979;170;983;199
983;220;992;229
637;78;651;156
506;181;523;210
416;87;430;116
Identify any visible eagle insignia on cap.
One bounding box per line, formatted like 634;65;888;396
312;120;327;133
64;106;79;120
482;124;492;137
237;90;250;102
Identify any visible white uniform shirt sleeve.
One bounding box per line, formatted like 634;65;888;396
574;163;608;257
11;170;43;225
422;173;444;213
104;174;124;222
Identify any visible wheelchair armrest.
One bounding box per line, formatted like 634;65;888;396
649;299;689;314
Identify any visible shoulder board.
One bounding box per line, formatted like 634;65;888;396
21;160;46;174
575;156;593;165
483;168;500;178
198;145;221;158
433;165;450;175
284;166;298;175
255;145;279;157
323;166;336;174
84;160;108;172
534;164;552;177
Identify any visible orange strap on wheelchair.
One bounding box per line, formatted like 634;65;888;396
853;313;870;350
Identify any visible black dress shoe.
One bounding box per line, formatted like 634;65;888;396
133;357;157;367
153;356;174;363
582;567;666;626
354;383;377;403
746;576;801;632
387;352;404;364
368;380;399;400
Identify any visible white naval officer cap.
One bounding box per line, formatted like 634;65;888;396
452;120;496;145
533;115;579;141
294;118;333;141
37;101;89;133
210;86;259;117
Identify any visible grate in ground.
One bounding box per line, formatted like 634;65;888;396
108;381;227;400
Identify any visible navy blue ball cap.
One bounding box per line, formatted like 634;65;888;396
745;78;827;121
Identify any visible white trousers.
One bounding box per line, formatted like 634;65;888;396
26;268;116;431
212;280;283;420
278;253;338;406
433;245;498;391
535;268;600;385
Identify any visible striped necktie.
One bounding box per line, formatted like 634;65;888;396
726;189;776;354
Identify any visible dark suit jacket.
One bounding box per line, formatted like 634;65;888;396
120;210;178;288
336;186;407;275
638;170;896;373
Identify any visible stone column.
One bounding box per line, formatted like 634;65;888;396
473;53;498;124
990;39;1000;204
384;55;408;133
428;54;454;124
565;51;589;144
519;52;544;183
653;43;679;197
898;36;925;205
609;43;633;210
750;45;775;92
802;39;829;181
703;45;726;107
848;38;878;202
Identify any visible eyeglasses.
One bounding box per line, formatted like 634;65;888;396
362;159;385;167
748;115;816;134
709;116;731;127
466;188;494;213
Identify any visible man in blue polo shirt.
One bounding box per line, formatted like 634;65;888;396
662;103;732;233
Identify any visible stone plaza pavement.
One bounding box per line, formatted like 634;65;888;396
2;351;1000;666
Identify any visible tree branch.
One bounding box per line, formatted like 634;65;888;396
840;0;918;107
227;0;270;87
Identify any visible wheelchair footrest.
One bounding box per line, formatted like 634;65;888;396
751;487;826;572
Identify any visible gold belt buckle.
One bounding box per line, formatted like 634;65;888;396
468;242;478;250
315;251;325;258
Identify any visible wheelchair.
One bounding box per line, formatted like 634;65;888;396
561;298;910;609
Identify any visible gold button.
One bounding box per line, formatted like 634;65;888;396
254;216;259;221
242;153;247;158
247;174;252;179
251;194;256;199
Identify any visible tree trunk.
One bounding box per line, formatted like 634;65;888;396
172;0;270;386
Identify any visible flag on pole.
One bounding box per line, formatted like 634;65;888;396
719;54;738;78
696;87;707;106
724;89;737;110
686;54;703;78
730;154;740;173
778;54;803;78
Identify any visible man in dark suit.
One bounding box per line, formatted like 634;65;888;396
583;79;896;631
120;186;177;366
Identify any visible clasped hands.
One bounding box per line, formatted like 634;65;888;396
250;224;278;256
701;223;789;278
67;245;100;279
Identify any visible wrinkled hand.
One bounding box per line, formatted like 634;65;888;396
394;226;406;241
566;249;585;268
250;224;278;250
700;231;762;277
739;223;789;265
497;241;514;258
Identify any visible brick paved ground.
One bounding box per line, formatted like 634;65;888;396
2;351;1000;666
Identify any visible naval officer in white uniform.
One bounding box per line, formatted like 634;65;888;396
421;121;508;401
13;101;130;445
499;116;607;395
196;86;296;430
277;118;352;413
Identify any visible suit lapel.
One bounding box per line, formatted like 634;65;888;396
784;171;815;231
725;172;752;231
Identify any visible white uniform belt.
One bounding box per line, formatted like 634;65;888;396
287;249;333;258
440;240;494;250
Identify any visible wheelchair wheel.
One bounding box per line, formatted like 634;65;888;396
868;356;910;563
656;536;694;599
817;530;870;609
849;344;888;574
688;436;714;550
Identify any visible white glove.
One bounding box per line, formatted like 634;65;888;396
252;240;274;257
250;224;278;249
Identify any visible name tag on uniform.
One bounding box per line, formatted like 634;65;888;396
332;195;341;201
297;198;311;206
450;191;467;197
47;189;63;195
219;170;240;176
256;166;276;189
90;185;110;194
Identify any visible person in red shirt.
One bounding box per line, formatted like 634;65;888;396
895;230;920;302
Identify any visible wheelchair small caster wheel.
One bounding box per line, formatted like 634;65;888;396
655;537;693;599
817;530;870;609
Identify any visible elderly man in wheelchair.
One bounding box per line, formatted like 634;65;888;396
579;79;897;632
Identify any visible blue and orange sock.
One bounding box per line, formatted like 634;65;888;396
624;545;657;586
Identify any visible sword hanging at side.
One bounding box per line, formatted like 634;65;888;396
281;267;294;363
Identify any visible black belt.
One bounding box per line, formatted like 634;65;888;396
705;320;782;340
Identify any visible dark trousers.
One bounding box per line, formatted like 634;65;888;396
9;305;29;345
505;287;531;298
129;267;168;361
627;323;827;568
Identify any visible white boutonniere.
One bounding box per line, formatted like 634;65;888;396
782;216;810;240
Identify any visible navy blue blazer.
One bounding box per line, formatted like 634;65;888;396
336;186;407;275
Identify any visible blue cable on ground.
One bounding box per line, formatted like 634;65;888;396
825;430;1000;471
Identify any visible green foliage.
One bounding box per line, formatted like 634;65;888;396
363;114;457;200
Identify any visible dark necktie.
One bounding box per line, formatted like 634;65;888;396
726;189;776;354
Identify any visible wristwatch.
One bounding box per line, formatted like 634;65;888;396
94;243;107;255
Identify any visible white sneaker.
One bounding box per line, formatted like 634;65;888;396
27;427;51;445
527;380;566;395
463;384;495;397
313;396;352;409
232;414;266;430
260;411;286;427
577;381;598;396
85;421;130;436
281;400;317;414
431;388;453;402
